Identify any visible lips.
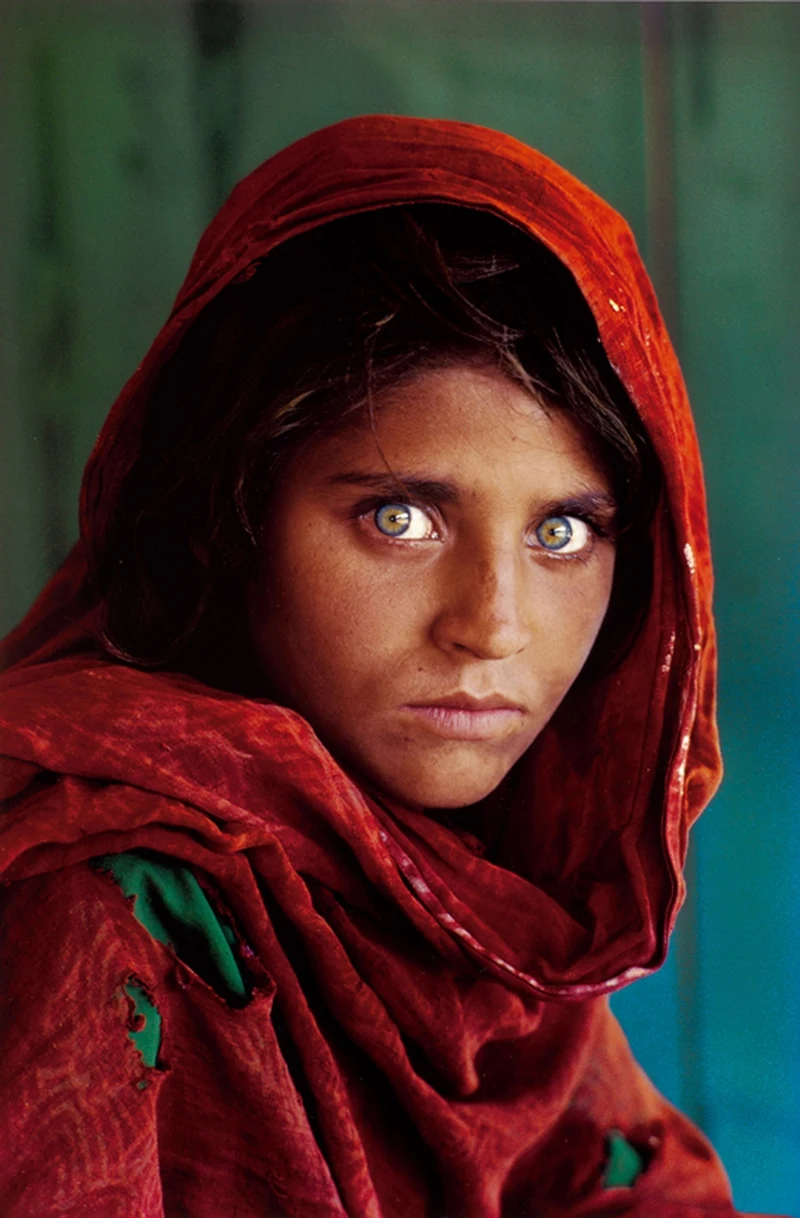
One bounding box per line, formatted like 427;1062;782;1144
415;692;525;712
403;692;526;741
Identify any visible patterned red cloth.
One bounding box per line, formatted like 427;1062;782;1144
0;116;766;1215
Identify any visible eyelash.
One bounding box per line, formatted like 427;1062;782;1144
354;497;611;561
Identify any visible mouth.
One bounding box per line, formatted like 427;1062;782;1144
402;693;526;741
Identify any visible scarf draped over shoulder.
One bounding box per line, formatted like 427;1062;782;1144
1;116;752;1218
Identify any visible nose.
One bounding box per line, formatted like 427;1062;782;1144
430;547;532;661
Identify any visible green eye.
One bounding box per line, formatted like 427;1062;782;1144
375;504;413;536
536;516;574;550
533;515;592;555
373;502;437;540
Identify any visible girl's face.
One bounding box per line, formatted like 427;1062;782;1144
247;363;616;809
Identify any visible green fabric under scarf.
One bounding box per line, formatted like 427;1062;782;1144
95;851;644;1188
603;1129;645;1188
124;980;161;1072
93;850;249;1005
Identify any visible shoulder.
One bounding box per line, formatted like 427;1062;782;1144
1;860;171;1069
0;863;168;1213
1;858;169;989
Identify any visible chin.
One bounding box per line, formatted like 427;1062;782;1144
379;763;509;812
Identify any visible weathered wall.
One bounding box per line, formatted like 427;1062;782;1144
1;4;797;1211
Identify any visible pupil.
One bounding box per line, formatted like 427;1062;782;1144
376;504;411;535
538;516;572;549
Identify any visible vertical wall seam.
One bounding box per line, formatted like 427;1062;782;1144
640;0;708;1136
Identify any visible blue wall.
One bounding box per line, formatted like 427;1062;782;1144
2;5;796;1212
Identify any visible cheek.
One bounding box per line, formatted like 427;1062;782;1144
573;564;615;641
248;524;418;704
537;559;615;685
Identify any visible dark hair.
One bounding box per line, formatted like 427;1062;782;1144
93;204;659;682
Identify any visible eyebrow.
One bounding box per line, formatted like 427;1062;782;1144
327;472;618;516
329;472;460;504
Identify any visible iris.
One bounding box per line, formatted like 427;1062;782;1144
375;504;413;536
536;516;573;550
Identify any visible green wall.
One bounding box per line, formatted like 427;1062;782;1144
1;4;797;1212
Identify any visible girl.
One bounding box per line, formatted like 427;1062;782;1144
1;115;744;1216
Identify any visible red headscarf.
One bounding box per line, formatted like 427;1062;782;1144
1;116;756;1217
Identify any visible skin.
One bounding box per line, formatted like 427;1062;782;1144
247;362;617;810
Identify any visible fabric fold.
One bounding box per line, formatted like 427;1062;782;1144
0;115;751;1217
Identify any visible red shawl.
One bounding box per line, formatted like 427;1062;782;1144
0;116;759;1216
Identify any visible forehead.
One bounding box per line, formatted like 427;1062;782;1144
294;363;611;494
